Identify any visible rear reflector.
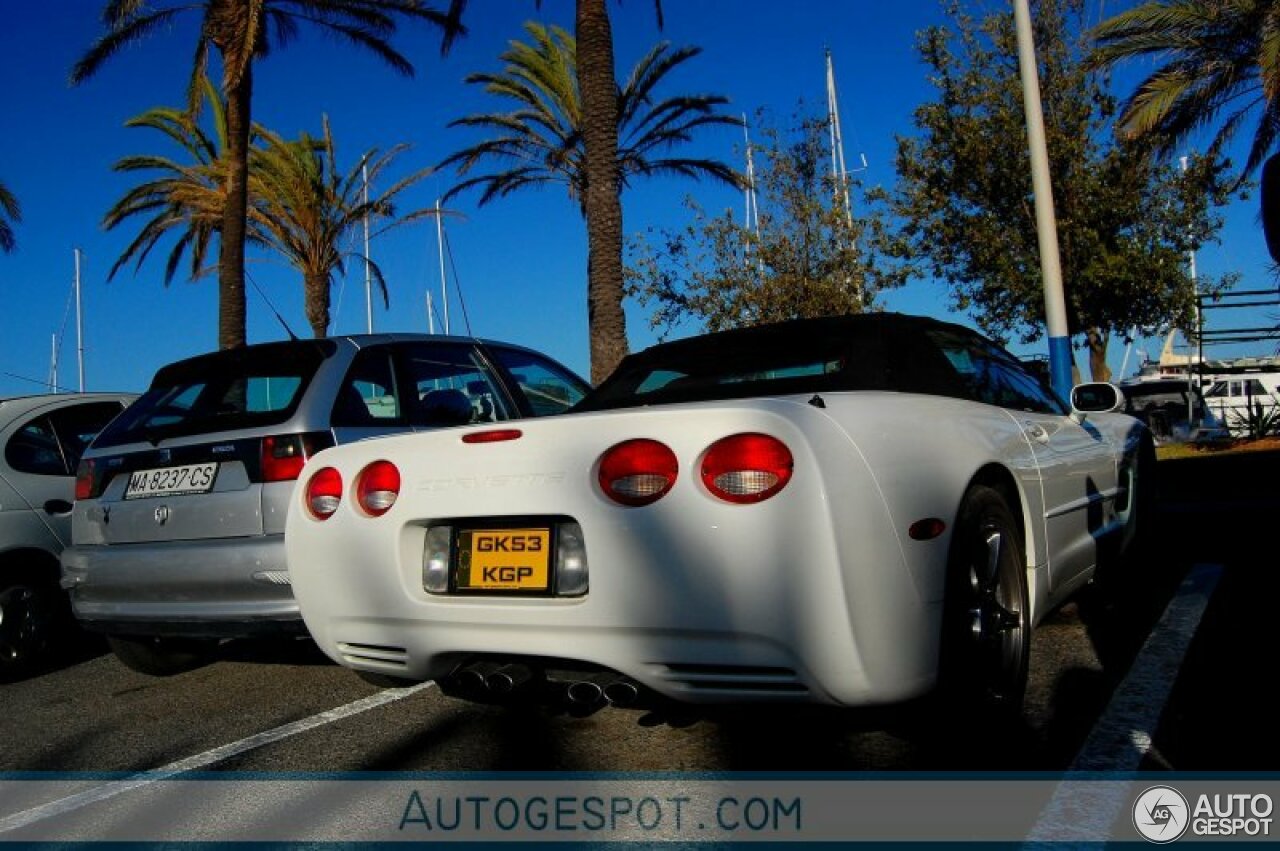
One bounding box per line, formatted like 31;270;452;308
701;433;793;504
306;467;343;519
356;460;401;516
908;518;947;541
598;439;678;506
462;429;523;444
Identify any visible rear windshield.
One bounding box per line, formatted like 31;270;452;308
93;341;336;448
576;317;966;411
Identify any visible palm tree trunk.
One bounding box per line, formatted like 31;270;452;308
304;272;330;338
218;63;252;350
576;0;628;384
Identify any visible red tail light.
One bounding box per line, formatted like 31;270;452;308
356;460;401;516
261;435;308;482
701;433;793;504
598;439;678;506
75;459;96;501
305;467;343;519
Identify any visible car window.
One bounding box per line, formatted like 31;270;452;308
5;415;67;476
398;343;513;426
487;346;589;416
331;348;403;427
46;401;126;468
94;341;332;447
927;329;1067;415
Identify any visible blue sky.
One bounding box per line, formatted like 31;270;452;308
0;1;1273;397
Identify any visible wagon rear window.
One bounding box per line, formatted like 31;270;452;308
93;341;335;447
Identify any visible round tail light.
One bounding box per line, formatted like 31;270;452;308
598;439;678;506
306;467;343;519
356;460;401;516
701;433;793;503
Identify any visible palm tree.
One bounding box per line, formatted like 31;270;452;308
103;79;263;287
73;0;464;351
440;19;740;381
0;180;18;254
253;119;436;337
444;0;666;383
1090;0;1280;177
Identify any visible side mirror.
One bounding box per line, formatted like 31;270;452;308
1071;382;1125;420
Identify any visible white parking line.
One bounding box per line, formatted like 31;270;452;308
1027;563;1223;842
0;681;434;835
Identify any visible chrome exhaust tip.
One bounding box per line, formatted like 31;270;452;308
565;679;605;705
486;663;534;695
603;680;641;707
455;660;502;692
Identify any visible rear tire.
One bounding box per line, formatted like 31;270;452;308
107;635;217;676
0;567;63;682
937;486;1030;717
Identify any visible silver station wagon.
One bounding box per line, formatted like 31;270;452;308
61;334;588;675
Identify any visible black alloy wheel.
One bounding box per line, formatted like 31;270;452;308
940;485;1030;715
0;569;60;681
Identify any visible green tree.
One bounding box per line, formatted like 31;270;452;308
253;118;436;337
886;0;1233;381
0;180;19;254
1090;0;1280;178
440;18;739;381
103;79;261;287
626;112;905;336
73;0;462;351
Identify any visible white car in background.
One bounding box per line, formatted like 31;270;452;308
285;314;1152;715
0;393;133;679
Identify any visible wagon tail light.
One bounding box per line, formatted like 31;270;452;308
701;433;794;503
598;439;678;506
260;432;333;483
356;460;401;516
305;467;343;520
75;458;99;500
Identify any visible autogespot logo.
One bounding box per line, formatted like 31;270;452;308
1133;786;1190;844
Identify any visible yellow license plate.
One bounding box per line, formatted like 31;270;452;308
457;528;552;591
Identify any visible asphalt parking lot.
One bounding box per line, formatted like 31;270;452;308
1;450;1273;777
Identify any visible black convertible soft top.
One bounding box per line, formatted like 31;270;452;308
576;313;993;411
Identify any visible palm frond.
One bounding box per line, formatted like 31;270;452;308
72;7;184;83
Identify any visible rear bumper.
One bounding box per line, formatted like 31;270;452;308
61;535;302;636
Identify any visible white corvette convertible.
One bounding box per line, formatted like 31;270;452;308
286;314;1151;713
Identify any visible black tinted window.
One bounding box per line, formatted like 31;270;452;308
5;416;66;476
47;401;126;467
95;341;333;447
331;348;403;427
399;343;511;426
488;346;589;416
926;328;1067;414
577;317;965;411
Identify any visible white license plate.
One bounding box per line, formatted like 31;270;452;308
124;463;219;500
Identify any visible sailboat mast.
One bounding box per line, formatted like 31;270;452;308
825;49;854;229
742;116;760;238
74;247;84;392
363;163;373;334
436;198;450;335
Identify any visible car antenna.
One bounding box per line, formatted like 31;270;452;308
246;269;298;341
